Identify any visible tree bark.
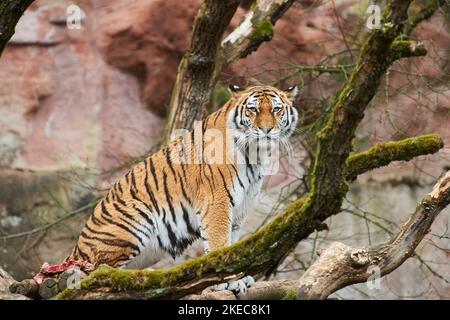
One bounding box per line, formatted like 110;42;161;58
403;0;448;35
56;136;444;300
0;267;30;300
164;0;241;141
55;0;446;300
0;0;34;57
185;170;450;299
219;0;295;71
164;0;297;142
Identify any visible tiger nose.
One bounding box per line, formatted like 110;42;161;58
260;126;273;134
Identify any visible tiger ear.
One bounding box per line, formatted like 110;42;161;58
284;85;299;102
228;84;244;97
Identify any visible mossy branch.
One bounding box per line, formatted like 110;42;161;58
164;0;241;142
346;134;443;180
56;133;443;300
57;0;444;300
388;40;427;61
220;0;295;68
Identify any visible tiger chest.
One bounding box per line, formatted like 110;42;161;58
231;165;264;227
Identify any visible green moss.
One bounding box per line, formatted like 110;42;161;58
56;131;444;299
210;85;231;110
282;288;298;300
389;40;427;60
252;19;274;42
346;134;443;179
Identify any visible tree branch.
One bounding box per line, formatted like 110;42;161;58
184;279;298;300
0;0;34;56
388;39;427;61
403;0;448;35
219;0;295;68
55;0;444;300
56;134;443;300
296;169;450;299
346;134;443;180
185;170;450;300
164;0;297;141
164;0;241;141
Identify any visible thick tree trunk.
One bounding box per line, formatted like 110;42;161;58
164;0;241;141
0;0;34;57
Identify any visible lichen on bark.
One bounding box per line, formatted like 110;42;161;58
346;134;443;180
251;19;274;42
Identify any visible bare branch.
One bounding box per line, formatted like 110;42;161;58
186;170;450;299
296;170;450;299
403;0;448;35
0;267;30;300
0;200;99;241
219;0;295;68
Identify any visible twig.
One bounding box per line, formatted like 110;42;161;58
0;200;98;241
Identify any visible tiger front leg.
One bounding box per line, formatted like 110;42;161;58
199;201;232;254
199;201;254;297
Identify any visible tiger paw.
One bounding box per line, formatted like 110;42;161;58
213;275;255;297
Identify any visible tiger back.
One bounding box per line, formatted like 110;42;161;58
67;84;299;269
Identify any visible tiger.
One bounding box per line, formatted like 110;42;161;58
65;84;299;295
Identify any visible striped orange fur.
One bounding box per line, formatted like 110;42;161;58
66;84;299;269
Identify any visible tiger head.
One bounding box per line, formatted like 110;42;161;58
227;84;299;152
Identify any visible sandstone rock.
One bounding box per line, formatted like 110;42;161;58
10;3;67;45
97;0;202;116
0;0;164;172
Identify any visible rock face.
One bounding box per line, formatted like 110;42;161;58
0;0;449;299
0;0;164;172
0;1;165;279
97;0;202;116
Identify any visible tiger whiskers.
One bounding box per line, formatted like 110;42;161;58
280;136;294;158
